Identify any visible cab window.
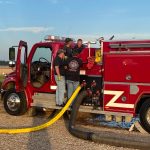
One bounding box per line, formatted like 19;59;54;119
32;47;52;62
31;47;52;88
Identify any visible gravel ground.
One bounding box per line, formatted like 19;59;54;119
0;105;138;150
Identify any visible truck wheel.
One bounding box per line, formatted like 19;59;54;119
139;99;150;133
3;90;27;116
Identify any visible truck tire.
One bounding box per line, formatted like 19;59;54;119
139;99;150;133
3;89;27;116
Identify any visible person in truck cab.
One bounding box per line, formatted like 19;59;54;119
63;38;73;58
66;51;82;99
54;49;66;106
73;39;85;54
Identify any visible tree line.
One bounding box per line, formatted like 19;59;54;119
0;60;9;66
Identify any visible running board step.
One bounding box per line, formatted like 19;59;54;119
31;93;133;117
32;93;56;107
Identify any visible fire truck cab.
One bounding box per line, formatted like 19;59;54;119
1;36;150;133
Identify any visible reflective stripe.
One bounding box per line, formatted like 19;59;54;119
80;70;86;75
50;86;57;90
104;81;150;86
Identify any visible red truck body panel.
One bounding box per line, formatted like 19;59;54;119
103;40;150;114
2;39;150;116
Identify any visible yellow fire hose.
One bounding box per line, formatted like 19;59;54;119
0;86;82;134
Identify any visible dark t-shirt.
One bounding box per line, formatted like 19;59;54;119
66;57;82;81
73;45;85;54
54;56;65;76
63;45;72;57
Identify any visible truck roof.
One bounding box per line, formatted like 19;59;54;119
104;39;150;42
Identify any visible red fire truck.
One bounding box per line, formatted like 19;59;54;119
1;35;150;133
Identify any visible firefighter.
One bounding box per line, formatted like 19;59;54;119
73;39;85;54
66;51;82;99
54;49;66;106
63;38;73;58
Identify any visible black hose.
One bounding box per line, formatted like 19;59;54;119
69;90;150;150
69;91;93;140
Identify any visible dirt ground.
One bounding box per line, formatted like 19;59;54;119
0;93;149;150
0;66;12;75
0;104;141;150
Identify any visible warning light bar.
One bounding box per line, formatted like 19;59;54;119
44;35;75;42
44;35;65;41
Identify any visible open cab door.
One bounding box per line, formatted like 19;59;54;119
15;41;28;91
4;41;28;116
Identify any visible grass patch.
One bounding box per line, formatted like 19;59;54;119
0;75;4;88
0;75;4;82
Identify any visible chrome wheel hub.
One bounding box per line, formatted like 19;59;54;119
7;93;21;112
146;108;150;124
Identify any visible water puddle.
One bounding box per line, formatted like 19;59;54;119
86;115;140;129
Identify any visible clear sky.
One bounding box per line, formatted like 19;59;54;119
0;0;150;60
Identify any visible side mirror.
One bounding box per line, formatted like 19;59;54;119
9;47;15;61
